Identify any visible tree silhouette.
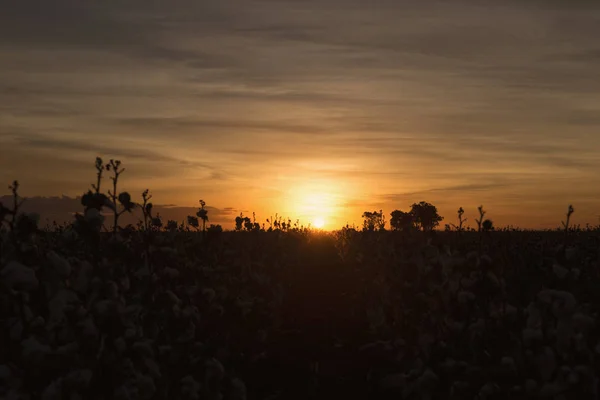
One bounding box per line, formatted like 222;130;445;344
390;209;415;232
197;199;208;233
410;201;443;231
362;210;386;231
482;219;494;232
450;207;467;232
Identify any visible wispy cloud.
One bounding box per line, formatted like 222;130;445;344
1;0;599;227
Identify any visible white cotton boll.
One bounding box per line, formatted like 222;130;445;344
133;341;154;358
479;382;498;399
417;369;439;397
78;316;98;339
47;251;71;278
537;290;554;304
114;383;139;400
0;364;11;380
56;342;79;356
105;281;119;300
120;305;142;329
229;378;247;400
525;379;538;394
552;291;577;318
9;319;24;341
164;267;179;279
556;319;573;352
205;358;225;381
538;382;563;397
115;337;127;354
573;313;594;332
165;290;181;305
505;304;518;318
526;302;542;328
158;346;172;357
570;268;581;280
1;261;38;291
202;288;216;303
552;264;569;279
216;286;229;300
181;375;201;400
460;277;476;289
135;373;156;400
42;379;64;400
143;357;162;379
181;306;193;319
501;357;516;370
486;271;500;288
21;336;52;361
64;369;93;388
469;319;485;338
47;290;77;329
565;246;578;261
70;392;83;400
568;371;579;385
445;318;465;333
457;291;475;304
172;304;181;318
536;347;556;382
522;328;543;346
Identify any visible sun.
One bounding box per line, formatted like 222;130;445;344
313;217;325;229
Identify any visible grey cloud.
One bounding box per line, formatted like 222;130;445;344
2;0;600;227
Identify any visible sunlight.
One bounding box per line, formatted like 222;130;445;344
283;179;342;228
313;217;325;229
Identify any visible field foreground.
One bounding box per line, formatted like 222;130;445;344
2;225;600;399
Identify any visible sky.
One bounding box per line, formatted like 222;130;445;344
1;0;600;229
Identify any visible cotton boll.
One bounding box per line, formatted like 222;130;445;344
416;369;439;398
479;382;498;399
573;313;594;332
501;357;516;371
9;319;24;341
136;374;156;400
202;288;216;303
570;268;581;280
522;328;543;347
115;337;127;354
113;383;139;400
105;281;119;300
47;251;71;278
21;336;52;362
536;347;556;382
143;357;162;379
538;382;563;397
47;289;78;329
78;316;98;339
525;379;537;394
205;358;225;382
181;375;201;400
552;264;569;279
457;291;475;304
229;378;247;400
1;261;39;291
526;302;542;328
56;342;79;356
64;369;93;389
41;379;64;400
133;341;154;358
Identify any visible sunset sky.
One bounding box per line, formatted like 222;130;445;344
1;0;600;229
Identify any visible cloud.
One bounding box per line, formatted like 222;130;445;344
1;0;600;227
